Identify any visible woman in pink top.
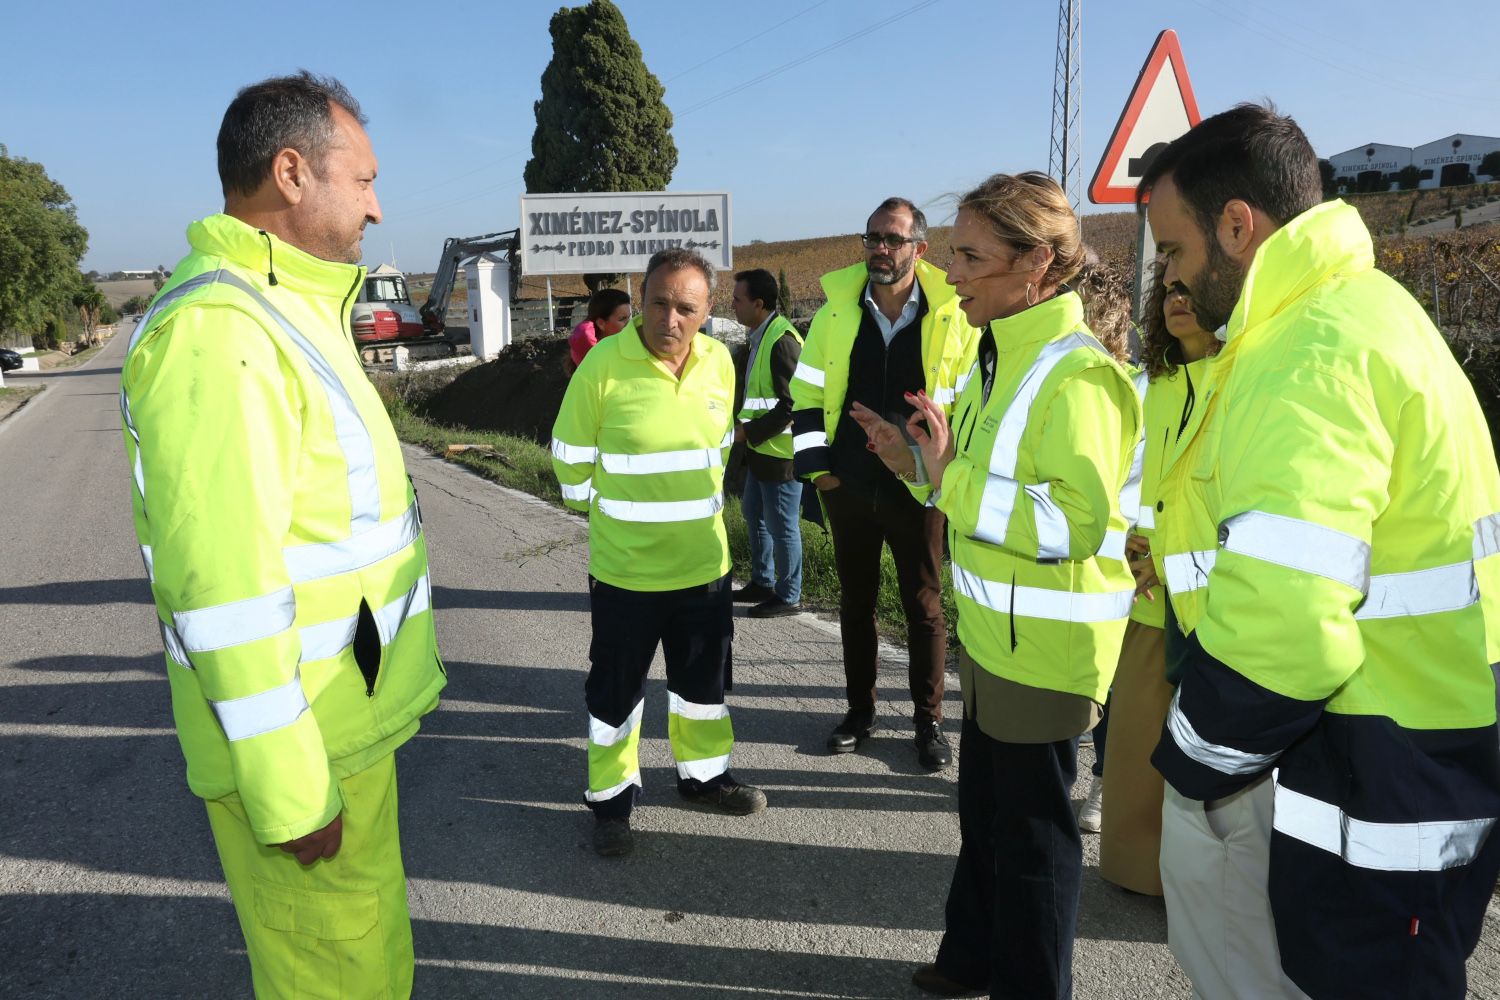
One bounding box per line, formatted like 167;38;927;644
564;287;632;376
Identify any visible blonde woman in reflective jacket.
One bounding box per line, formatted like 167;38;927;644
854;172;1140;1000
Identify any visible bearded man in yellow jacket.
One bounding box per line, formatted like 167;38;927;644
1140;103;1500;1000
121;73;445;998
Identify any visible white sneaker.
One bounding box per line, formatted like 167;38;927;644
1077;776;1103;833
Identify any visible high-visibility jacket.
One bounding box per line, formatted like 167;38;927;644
789;259;979;481
927;291;1140;705
121;214;445;845
1149;201;1500;998
737;313;802;461
1129;357;1213;629
551;318;736;591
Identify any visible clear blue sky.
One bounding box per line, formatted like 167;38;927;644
4;0;1495;274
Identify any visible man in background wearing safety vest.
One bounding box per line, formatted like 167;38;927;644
790;198;979;770
730;267;805;618
1141;103;1500;999
553;248;769;858
120;73;445;997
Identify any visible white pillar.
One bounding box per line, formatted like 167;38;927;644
468;254;513;361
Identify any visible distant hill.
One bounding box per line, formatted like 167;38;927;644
95;278;160;309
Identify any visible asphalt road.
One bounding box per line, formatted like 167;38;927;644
2;328;1497;999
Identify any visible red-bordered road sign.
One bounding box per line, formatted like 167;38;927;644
1089;29;1202;204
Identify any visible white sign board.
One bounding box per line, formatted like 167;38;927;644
519;191;732;276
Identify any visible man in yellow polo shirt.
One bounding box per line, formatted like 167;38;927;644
552;249;769;857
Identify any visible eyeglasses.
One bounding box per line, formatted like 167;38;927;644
861;232;921;251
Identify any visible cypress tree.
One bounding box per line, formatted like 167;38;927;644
525;0;676;193
525;1;677;289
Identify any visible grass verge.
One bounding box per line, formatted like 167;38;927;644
376;378;956;640
0;384;45;422
47;343;107;369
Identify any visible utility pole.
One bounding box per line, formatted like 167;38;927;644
1050;0;1083;217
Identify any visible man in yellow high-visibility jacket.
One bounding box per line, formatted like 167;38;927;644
553;249;769;858
1140;103;1500;1000
121;73;444;998
730;267;804;618
789;198;980;769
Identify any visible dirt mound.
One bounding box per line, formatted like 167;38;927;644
423;336;570;445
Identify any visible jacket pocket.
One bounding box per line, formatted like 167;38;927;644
252;877;386;999
352;599;381;696
253;876;380;941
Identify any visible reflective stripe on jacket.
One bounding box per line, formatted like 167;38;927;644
551;318;735;591
737;313;802;461
121;214;445;845
788;259;979;480
932;291;1140;704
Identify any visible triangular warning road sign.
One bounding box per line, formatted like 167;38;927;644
1089;30;1202;205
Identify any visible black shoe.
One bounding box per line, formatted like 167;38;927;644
679;778;768;815
827;708;876;753
732;581;776;604
911;963;986;997
916;721;952;770
748;597;802;619
592;818;633;857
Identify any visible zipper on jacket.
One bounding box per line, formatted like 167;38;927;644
961;333;996;454
876;332;891;512
1177;363;1197;439
1159;427;1171;484
341;270;363;354
955;386;982;455
1008;571;1018;652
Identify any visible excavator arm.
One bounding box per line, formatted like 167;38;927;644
419;229;520;333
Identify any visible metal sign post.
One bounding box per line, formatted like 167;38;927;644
546;277;555;331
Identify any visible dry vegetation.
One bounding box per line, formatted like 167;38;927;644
94;278;161;309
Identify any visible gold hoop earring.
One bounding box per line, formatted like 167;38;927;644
1025;283;1038;307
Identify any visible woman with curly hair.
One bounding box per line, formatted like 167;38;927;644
1096;260;1219;895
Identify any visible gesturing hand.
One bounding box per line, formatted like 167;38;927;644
275;813;343;866
849;402;916;478
904;390;955;491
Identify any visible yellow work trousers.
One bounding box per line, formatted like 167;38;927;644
206;752;413;1000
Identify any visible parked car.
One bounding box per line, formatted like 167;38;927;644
0;348;23;372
